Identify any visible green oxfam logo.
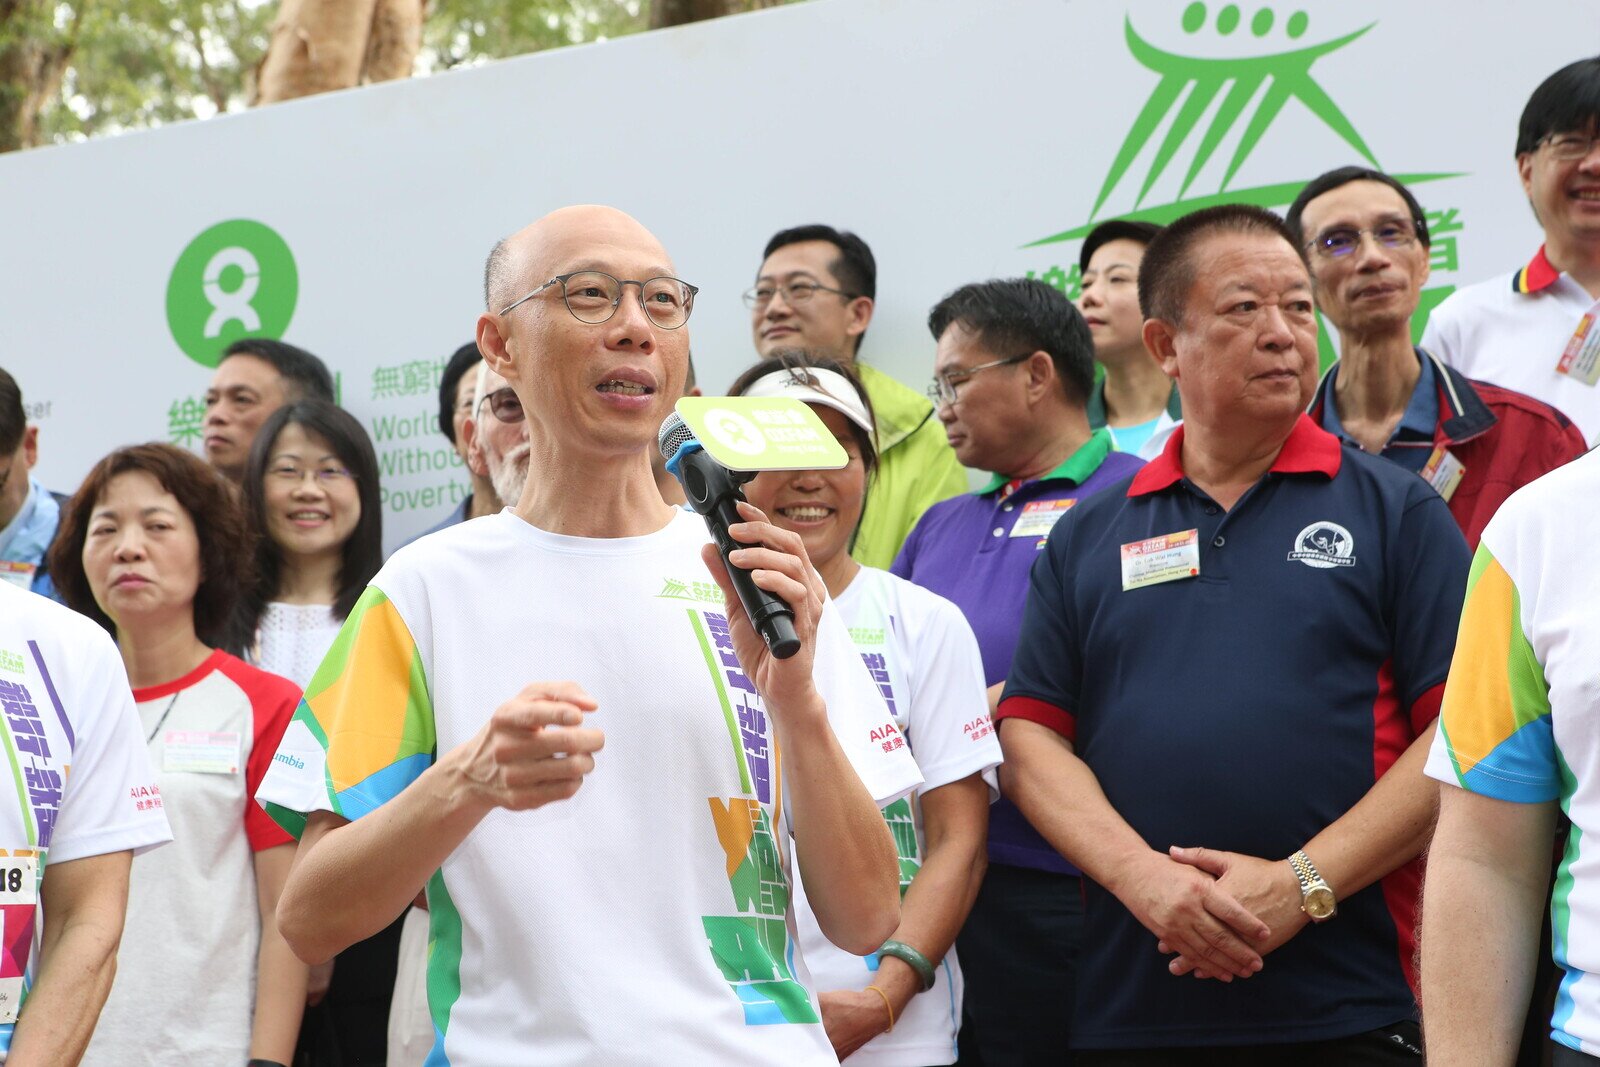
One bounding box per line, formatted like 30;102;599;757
1028;5;1461;246
166;219;298;368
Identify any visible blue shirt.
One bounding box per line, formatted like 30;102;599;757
0;480;63;602
892;429;1144;872
1316;350;1438;472
998;416;1469;1048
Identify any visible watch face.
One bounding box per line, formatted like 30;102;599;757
1305;887;1337;921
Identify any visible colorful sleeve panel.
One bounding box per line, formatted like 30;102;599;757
258;586;436;838
1433;545;1558;803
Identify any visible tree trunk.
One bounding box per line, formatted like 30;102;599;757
256;0;425;105
362;0;425;84
650;0;736;30
0;0;82;152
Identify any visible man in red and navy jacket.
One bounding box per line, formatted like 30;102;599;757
1288;166;1588;550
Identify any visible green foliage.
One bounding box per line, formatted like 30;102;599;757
424;0;645;71
39;0;272;144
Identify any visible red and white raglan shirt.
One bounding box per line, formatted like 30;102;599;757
81;650;299;1067
0;582;170;1061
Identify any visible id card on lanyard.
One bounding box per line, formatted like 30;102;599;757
0;672;63;1023
1557;302;1600;387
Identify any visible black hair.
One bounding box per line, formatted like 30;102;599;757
1138;204;1305;324
727;349;878;482
761;225;876;355
0;367;22;456
439;342;483;443
1079;219;1165;272
1517;56;1600;155
238;399;383;631
1285;166;1431;249
221;338;335;403
927;278;1095;405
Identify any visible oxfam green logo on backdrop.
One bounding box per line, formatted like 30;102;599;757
166;220;298;368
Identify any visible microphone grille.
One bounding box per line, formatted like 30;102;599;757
658;411;694;461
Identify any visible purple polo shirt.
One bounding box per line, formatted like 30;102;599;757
892;428;1144;871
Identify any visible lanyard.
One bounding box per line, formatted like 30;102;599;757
145;693;181;745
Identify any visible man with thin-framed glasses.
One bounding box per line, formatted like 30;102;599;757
748;224;967;570
1423;55;1600;445
890;277;1143;1066
1287;166;1587;551
259;205;922;1066
0;367;68;602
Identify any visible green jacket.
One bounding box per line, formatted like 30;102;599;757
853;362;969;570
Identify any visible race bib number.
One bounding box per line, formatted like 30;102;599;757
1009;499;1076;539
1556;305;1600;387
0;562;35;591
1120;530;1200;591
0;855;39;1024
1420;447;1467;503
163;730;241;775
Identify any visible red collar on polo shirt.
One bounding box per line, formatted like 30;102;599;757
1513;245;1561;294
1126;413;1343;497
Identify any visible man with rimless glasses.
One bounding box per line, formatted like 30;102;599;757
748;225;969;570
1422;56;1600;445
257;205;922;1065
1288;167;1587;550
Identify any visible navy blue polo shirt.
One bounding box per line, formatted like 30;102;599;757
893;429;1144;872
997;415;1469;1049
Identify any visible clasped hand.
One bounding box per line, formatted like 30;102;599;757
1122;846;1307;982
460;681;604;812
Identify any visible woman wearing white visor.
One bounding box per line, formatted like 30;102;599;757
728;353;1001;1066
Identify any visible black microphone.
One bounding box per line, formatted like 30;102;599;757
659;412;801;660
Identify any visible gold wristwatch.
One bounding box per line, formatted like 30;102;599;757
1289;850;1337;922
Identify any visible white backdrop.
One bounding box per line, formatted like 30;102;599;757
2;0;1595;550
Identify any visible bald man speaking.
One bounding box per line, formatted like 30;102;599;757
256;207;921;1065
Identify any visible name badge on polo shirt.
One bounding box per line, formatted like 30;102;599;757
0;562;35;591
1420;447;1467;502
1556;303;1600;386
163;730;241;775
0;855;38;1024
1010;499;1076;541
1120;529;1200;591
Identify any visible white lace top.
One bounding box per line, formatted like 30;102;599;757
254;602;345;690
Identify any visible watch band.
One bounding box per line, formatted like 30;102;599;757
879;939;937;992
1288;850;1317;894
1289;849;1337;921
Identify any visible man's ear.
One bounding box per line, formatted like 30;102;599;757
476;314;518;383
21;425;38;470
844;296;875;341
1142;319;1181;381
462;416;489;479
1024;350;1057;404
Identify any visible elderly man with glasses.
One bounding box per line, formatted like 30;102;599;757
747;224;969;570
1422;56;1600;446
1288;166;1587;550
889;277;1142;1066
257;205;921;1067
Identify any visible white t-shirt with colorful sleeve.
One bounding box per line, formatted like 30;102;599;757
256;509;923;1067
1425;449;1600;1055
791;566;1001;1066
0;583;171;1061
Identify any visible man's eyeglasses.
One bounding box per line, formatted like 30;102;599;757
742;281;858;311
1538;132;1600;161
269;463;354;486
927;353;1032;406
478;387;525;425
1305;221;1422;259
499;271;698;330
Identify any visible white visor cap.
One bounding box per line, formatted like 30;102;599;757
738;366;876;442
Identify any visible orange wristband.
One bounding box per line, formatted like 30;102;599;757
867;984;895;1032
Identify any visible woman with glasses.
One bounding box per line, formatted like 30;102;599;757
239;400;383;688
728;353;1001;1065
48;443;307;1067
237;399;400;1065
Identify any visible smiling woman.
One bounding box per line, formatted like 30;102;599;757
44;443;309;1066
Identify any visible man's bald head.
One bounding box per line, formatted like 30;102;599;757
482;206;672;313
